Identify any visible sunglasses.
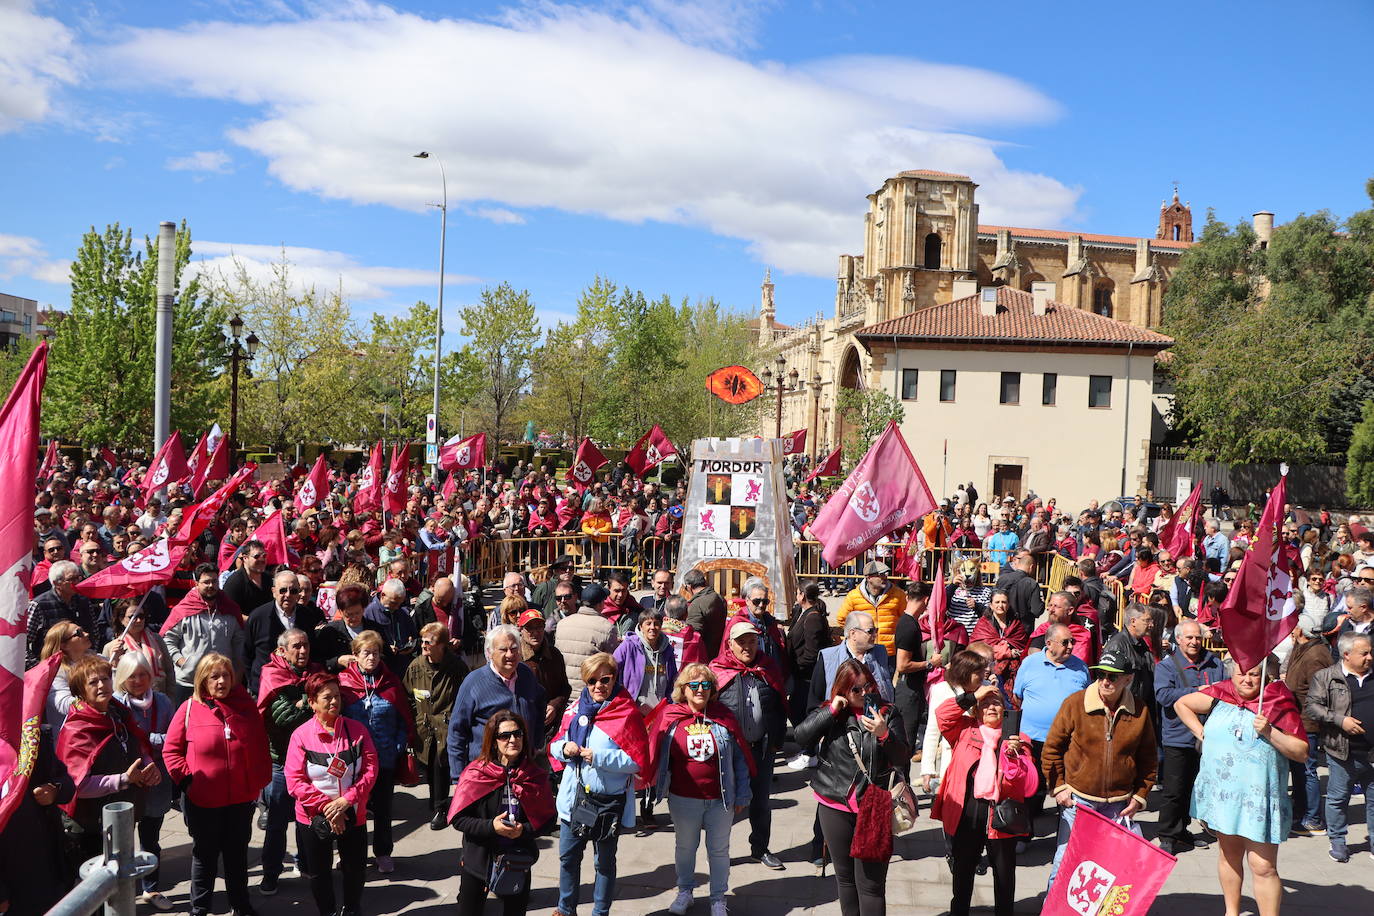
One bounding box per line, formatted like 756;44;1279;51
44;545;62;552
125;614;145;622
590;675;615;687
278;587;302;595
859;627;879;637
1053;638;1073;646
1099;672;1126;682
750;598;769;607
65;629;87;641
684;681;712;692
495;729;525;742
556;593;577;601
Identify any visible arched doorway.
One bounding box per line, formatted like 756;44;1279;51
833;346;864;452
923;233;942;269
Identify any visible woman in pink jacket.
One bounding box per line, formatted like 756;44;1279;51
285;671;378;916
163;653;272;916
932;684;1038;916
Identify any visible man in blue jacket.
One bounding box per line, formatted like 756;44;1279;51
1153;619;1224;854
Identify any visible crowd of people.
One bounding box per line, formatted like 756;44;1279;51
3;445;1370;916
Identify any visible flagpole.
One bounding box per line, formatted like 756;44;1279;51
1257;656;1267;717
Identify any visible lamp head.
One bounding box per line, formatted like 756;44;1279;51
414;151;430;159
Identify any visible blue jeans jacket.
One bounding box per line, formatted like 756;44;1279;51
650;718;752;809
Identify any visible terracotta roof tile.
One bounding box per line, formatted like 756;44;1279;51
898;169;972;180
978;224;1192;250
854;286;1174;349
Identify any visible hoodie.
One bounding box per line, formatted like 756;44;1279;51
160;589;245;688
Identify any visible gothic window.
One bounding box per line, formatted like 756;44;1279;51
1172;225;1181;241
1092;282;1114;317
1021;273;1045;292
923;233;942;269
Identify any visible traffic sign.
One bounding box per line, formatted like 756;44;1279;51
425;443;439;466
425;413;437;443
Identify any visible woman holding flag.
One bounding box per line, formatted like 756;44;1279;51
1174;654;1308;916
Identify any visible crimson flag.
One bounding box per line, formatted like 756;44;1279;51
781;428;807;456
0;342;47;751
809;422;935;568
625;424;676;476
100;447;119;469
186;432;209;481
565;438;608;492
1157;483;1202;562
384;442;410;515
805;446;842;484
143;431;190;502
1045;803;1176;916
927;557;949;651
0;655;61;833
298;453;329;510
441;470;459;501
426;542;456;587
37;439;57;481
1218;474;1295;671
439;433;486;471
353;441;385;514
74;538;190;599
192;435;231;497
174;463;258;546
256;510;293;567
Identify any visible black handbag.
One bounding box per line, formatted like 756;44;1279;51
488;849;536;896
990;798;1030;836
568;767;623;841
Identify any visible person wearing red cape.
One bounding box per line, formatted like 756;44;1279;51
448;709;555;916
646;662;756;916
549;652;650;916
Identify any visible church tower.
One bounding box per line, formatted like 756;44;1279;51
1157;187;1194;243
757;268;776;345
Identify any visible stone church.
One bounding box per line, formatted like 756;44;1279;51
751;169;1273;467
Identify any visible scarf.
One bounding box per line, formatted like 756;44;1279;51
1199;679;1304;738
972;725;1001;800
549;687;650;776
256;652;323;714
448;757;556;831
646;700;757;781
160;588;242;636
566;689;603;749
55;699;153;816
709;645;785;697
338;662;417;745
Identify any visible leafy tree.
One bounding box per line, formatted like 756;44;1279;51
438;345;486;439
589;290;684;442
1347;401;1374;506
0;335;38;400
44;222;226;446
523;276;617;444
835;388;904;468
457;282;539;439
359;301;438;440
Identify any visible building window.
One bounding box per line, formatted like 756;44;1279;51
999;371;1020;405
1092;283;1114;317
901;368;918;400
940;369;957;402
923;232;942;269
1088;375;1112;408
1042;372;1057;406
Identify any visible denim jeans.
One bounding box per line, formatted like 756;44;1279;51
558;819;620;916
747;738;775;856
1048;797;1141;891
262;763;300;881
1289;732;1324;827
1325;754;1374;846
668;794;733;902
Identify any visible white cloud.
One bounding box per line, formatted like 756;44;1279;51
100;2;1079;277
0;234;69;287
473;207;527;225
165;150;234;174
189;240;479;303
0;0;78;133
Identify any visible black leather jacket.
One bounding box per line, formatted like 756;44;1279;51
794;703;909;805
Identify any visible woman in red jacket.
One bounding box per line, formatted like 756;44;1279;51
163;653;272;916
933;684;1038;916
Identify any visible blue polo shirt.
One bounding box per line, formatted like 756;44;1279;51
987;530;1020;566
1012;651;1091;741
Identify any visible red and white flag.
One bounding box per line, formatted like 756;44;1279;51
565;438;608;492
0;342;47;751
805;446;842;484
439;433;486;471
625;424;676;476
384;442;410;515
1045;803;1176;916
1219;473;1295;672
0;655;61;834
441;470;460;501
256;510;293;567
809;422;936;568
37;439;58;482
100;447;118;470
174;463;258;546
143;431;190;501
74;538;190;599
353;441;386;514
298;453;329;510
1157;483;1202;562
186;432;209;480
781;428;807;456
191;435;231;497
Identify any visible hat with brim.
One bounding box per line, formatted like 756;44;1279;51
550;554;576;569
1090;649;1131;674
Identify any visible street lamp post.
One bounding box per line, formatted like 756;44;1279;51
760;354;801;439
808;373;823;459
414;151;447;473
224;314;258;471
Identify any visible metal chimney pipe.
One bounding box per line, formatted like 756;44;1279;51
153;221;176;463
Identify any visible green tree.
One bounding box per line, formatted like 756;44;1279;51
835;388;904;468
44;222;227;445
589;290;684;442
458;282;540;439
438;345;485;438
522;276;617;443
1347;401;1374;506
359;301;438;440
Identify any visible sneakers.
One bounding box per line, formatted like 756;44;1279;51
376;854;395;874
1330;843;1350;863
667;889;694;916
139;892;173;911
786;753;817;770
710;900;729;916
751;851;784;870
1293;821;1324;837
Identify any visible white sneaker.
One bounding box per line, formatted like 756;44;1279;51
668;889;693;915
786;753;817;770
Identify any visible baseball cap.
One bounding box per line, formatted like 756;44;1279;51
728;621;760;641
34;507;51;518
580;582;608;606
517;609;544;628
1091;649;1131;674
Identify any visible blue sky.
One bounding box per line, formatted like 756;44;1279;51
2;0;1371;339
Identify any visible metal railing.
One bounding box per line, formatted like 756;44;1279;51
48;802;157;916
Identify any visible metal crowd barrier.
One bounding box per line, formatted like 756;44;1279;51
48;802;156;916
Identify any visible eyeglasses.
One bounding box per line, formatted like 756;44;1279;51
421;638;441;646
684;681;712;692
858;627;879;637
65;629;87;641
1100;673;1125;682
1053;638;1073;646
555;593;577;601
495;729;525;742
847;685;867;695
750;598;769;607
590;675;615;687
278;587;301;595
